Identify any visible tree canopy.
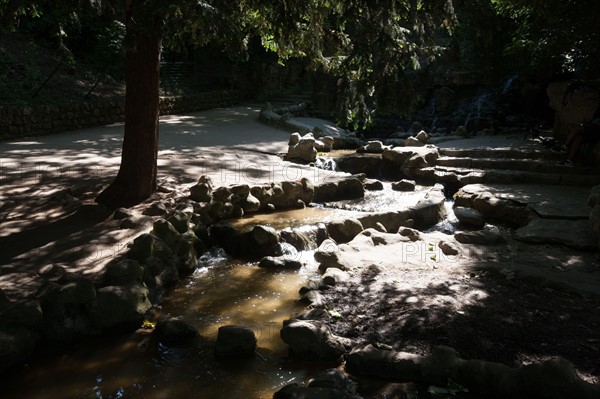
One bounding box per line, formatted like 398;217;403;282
2;0;598;206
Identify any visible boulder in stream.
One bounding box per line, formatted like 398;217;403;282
453;206;485;229
214;325;257;358
154;317;198;345
94;283;151;329
327;218;364;244
287;133;318;163
280;319;349;362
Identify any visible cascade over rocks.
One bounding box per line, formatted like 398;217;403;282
211;224;282;259
280;224;327;251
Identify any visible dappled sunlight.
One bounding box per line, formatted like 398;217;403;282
3;141;44;146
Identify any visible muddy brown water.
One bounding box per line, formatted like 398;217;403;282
1;250;319;399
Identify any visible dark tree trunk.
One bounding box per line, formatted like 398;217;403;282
96;8;162;208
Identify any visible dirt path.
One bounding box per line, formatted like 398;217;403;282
313;230;600;384
0;104;339;299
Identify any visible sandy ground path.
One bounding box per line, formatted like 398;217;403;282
0;104;341;299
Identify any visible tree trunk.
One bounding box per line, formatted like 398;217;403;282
96;15;162;208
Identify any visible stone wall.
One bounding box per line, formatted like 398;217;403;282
0;89;243;140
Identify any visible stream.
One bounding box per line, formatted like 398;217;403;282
1;186;471;399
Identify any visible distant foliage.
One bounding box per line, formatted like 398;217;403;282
489;0;600;78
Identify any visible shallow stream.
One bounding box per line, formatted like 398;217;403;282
1;187;471;399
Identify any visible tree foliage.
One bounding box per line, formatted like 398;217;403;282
489;0;600;78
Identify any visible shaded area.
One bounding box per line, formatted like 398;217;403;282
320;247;600;383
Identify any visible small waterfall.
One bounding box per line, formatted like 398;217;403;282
280;224;326;252
425;199;459;234
314;156;337;171
502;74;519;95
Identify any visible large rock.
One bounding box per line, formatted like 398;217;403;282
332;135;364;150
314;177;365;202
455;226;505;245
210;224;282;258
382;146;439;178
102;259;145;286
321;268;350;286
454;184;533;226
94;283;151;329
251;179;314;210
391;179;416;192
128;233;173;262
345;344;423;380
287;133;318;163
280;320;348;362
356;211;414;233
36;279;96;340
453;206;485;229
174;231;200;273
259;256;303;270
153;219;182;250
154;317;198;345
363;179;384;191
274;369;361;399
408;185;446;229
356;140;387;154
346;345;600;399
280;225;325;251
327;218;364;244
0;300;43;329
167;210;193;234
405;136;425;147
335;155;382;177
189;176;213;202
214;325;257;357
